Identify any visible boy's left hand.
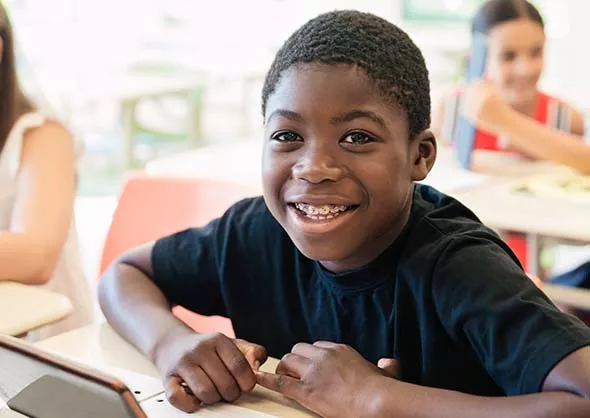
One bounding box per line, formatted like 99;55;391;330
255;341;394;418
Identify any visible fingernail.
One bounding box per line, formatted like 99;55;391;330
253;360;261;371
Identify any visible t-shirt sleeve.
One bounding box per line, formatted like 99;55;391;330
432;233;590;395
150;198;258;317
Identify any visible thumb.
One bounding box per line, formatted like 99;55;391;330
234;339;268;370
377;357;400;378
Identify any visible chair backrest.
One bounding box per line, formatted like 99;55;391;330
99;174;260;337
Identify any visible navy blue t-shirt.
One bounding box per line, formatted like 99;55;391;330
151;184;590;396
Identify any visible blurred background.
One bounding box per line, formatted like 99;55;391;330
4;0;588;280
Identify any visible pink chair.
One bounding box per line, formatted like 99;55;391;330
99;174;260;337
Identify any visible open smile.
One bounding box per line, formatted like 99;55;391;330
287;202;360;234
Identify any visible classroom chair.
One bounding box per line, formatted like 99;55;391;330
98;174;260;338
505;232;529;272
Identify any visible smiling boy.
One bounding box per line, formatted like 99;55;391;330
99;10;590;418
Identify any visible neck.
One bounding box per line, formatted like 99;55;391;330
510;92;539;118
320;187;414;273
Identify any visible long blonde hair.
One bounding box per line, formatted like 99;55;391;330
0;4;35;152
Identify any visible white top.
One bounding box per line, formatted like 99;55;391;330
0;113;94;340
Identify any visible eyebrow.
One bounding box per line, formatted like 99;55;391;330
330;110;387;129
266;109;303;124
266;108;387;128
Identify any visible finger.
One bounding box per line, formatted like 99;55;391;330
164;375;201;413
377;358;400;378
200;352;241;402
291;342;324;358
234;339;268;370
179;366;221;405
216;337;257;393
255;370;302;400
312;341;340;349
276;353;311;379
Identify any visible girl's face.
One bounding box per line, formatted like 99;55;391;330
485;18;545;107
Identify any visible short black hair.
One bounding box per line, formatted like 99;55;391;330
261;10;430;138
472;0;544;35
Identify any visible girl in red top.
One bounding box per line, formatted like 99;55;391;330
433;0;589;275
433;0;586;152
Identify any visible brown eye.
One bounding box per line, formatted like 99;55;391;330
341;132;375;145
271;131;302;142
530;46;543;58
502;51;516;62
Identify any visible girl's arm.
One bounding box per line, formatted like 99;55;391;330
462;81;590;174
0;121;76;284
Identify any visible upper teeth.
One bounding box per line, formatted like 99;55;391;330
294;203;349;215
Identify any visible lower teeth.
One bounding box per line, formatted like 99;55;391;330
304;213;340;220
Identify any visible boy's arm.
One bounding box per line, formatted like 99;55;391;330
98;242;191;364
258;235;590;417
99;240;267;412
257;343;590;418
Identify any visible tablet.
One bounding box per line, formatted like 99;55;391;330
0;334;147;418
454;31;488;169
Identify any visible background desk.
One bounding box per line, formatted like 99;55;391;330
36;323;317;417
0;282;72;336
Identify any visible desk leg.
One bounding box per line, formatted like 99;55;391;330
527;233;543;278
188;87;204;147
121;99;137;169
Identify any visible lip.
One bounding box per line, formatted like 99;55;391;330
286;204;358;236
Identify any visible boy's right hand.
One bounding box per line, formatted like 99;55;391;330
155;331;267;413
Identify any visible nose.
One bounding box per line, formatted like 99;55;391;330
292;142;344;184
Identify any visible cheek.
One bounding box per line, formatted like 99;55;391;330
261;151;291;199
485;60;499;82
532;57;544;77
362;162;410;206
487;60;512;85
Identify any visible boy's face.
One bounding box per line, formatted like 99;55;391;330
262;63;435;272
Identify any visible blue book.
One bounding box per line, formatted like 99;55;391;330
454;32;488;169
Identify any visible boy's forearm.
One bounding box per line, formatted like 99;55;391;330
366;377;590;418
98;262;192;364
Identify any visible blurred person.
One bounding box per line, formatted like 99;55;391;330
432;0;587;162
0;4;93;339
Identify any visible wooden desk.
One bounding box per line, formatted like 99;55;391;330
543;283;590;312
0;282;73;336
145;138;263;189
452;163;590;276
452;181;590;243
36;323;316;417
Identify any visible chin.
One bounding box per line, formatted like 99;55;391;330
292;238;351;264
509;89;537;103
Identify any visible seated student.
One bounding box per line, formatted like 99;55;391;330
99;10;590;418
432;0;586;154
0;5;93;339
435;0;589;276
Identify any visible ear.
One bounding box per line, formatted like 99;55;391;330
410;130;436;182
